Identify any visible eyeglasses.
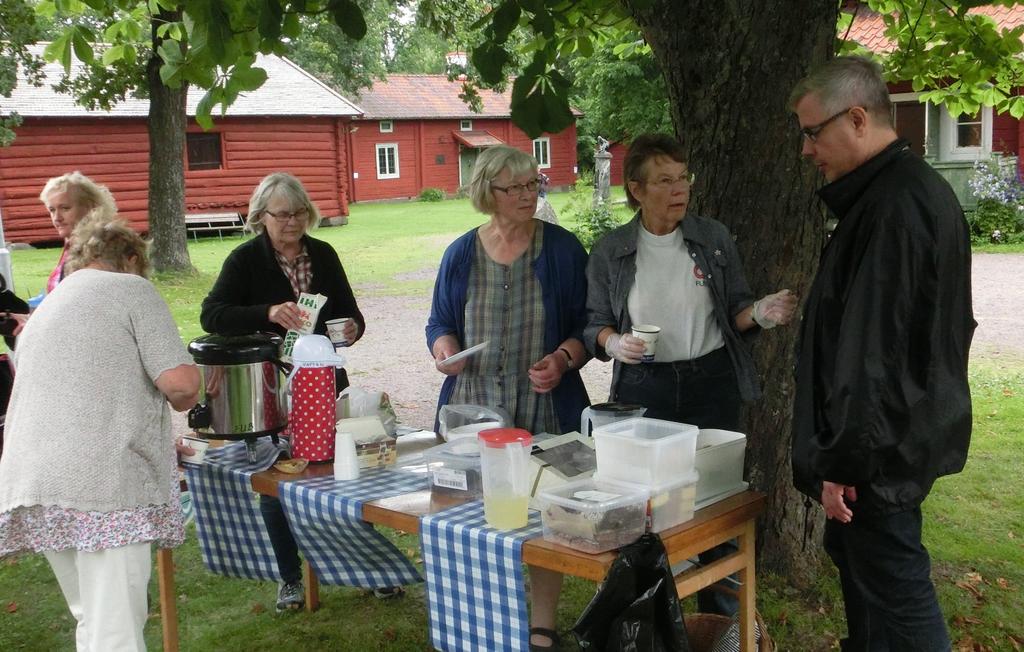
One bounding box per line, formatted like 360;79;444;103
644;172;695;190
491;178;541;196
264;208;309;223
800;108;851;142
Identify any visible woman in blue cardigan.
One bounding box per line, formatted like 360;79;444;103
425;145;590;650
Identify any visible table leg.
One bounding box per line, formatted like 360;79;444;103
156;548;179;652
737;521;756;652
303;559;320;612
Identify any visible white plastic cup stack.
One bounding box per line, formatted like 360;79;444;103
334;431;360;481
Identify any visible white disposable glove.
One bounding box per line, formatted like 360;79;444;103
604;332;645;364
752;289;798;329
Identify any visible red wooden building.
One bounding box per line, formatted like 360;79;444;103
348;75;580;202
0;49;361;244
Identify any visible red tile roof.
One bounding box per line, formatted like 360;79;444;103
452;130;505;147
353;74;582;120
846;3;1024;53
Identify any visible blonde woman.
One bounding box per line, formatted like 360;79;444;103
38;171;117;293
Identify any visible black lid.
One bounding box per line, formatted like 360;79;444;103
589;402;645;414
188;332;283;365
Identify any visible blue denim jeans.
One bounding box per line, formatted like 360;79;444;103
615;346;742;616
824;507;951;652
259;495;302;584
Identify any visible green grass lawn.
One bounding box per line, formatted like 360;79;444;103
1;194;1021;650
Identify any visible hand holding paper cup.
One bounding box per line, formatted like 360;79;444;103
179;436;209;465
631;324;661;363
326;317;354;350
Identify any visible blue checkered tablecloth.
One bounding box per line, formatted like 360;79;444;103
184;439;282;581
421;501;543;652
279;469;426;588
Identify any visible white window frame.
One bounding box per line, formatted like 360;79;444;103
533;137;551;169
379;120;393;133
460;119;473;131
376;143;399;179
938;104;991;161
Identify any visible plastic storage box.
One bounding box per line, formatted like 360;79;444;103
695;429;747;505
646;471;699;532
593;417;699;485
423;438;483;498
538;478;649;553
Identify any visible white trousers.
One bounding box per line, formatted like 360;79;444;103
44;542;152;652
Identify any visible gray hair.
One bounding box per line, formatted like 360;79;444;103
39;171;118;221
245;172;322;234
468;145;539;215
789;56;893;126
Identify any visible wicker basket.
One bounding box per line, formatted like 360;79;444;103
684;612;775;652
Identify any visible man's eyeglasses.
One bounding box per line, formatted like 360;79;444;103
644;172;695;190
265;208;309;223
801;108;851;143
491;178;541;196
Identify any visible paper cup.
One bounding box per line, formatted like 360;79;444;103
181;436;209;465
631;324;661;363
325;317;352;350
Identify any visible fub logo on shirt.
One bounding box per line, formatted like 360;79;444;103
692;264;706;287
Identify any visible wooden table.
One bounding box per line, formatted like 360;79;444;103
159;463;765;652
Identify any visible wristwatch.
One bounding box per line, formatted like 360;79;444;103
559;347;575;370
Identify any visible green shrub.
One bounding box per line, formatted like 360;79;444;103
966;199;1024;244
567;171;625;249
418;187;445;202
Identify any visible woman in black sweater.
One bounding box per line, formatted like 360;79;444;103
200;172;365;612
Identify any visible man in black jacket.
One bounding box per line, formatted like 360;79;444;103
789;56;975;651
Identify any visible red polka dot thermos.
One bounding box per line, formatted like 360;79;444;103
287;334;347;463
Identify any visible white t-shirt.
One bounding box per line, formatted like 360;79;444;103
627;225;724;361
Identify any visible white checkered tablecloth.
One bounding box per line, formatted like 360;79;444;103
184;439;282;581
278;469;426;588
420;501;543;652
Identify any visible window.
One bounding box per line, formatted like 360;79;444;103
938;105;991;161
379;120;393;133
460;119;473;131
186;132;223;171
533;137;551;169
376;143;399;179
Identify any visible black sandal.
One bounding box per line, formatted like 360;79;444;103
529;627;561;651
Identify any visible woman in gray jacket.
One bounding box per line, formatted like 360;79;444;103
584;133;796;615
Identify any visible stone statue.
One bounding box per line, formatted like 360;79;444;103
594;136;612;205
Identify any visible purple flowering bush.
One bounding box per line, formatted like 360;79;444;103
967;158;1024;244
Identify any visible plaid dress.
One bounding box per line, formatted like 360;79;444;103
451;226;559;434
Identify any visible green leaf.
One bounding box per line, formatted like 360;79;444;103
230;65;268;92
577;35;594;57
258;0;284;41
101;44;126;66
282;13;301;38
332;0;368;40
491;1;522;44
472;43;510;85
71;29;94;65
43;35;73;72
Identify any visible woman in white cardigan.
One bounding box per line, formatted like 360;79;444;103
0;216;199;651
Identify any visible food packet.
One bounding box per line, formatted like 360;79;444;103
281;293;327;363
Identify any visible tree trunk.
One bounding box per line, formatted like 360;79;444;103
628;0;838;583
146;10;193;273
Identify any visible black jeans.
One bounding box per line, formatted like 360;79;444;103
615;346;742;616
259;495;302;584
824;507;951;652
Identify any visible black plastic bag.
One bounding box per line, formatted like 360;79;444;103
572;532;691;652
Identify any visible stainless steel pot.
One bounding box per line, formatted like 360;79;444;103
187;333;289;439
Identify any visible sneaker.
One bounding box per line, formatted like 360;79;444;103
372;586;405;600
276;580;305;612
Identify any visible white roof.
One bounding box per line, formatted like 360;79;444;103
3;45;362;118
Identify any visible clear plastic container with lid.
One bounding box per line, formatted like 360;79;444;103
423;437;483;498
478;428;533;530
538;477;648;553
593;417;699;485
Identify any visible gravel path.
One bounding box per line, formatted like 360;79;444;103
340;252;1024;432
174;253;1024;434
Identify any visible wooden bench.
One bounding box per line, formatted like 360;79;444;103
184;212;245;240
